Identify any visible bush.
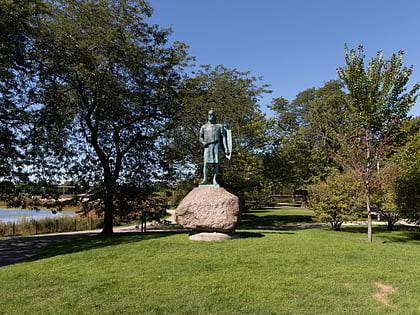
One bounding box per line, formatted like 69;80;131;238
308;172;364;230
395;166;420;224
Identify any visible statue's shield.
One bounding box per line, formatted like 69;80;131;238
225;128;232;160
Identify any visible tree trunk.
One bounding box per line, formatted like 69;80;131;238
366;192;372;243
101;195;114;235
101;176;115;235
365;129;373;243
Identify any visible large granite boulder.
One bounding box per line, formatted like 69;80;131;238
175;186;240;233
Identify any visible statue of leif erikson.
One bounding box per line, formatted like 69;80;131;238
199;109;232;187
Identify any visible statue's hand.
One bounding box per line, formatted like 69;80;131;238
204;141;216;147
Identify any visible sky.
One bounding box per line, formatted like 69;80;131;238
148;0;420;117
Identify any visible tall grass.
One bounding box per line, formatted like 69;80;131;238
0;216;103;237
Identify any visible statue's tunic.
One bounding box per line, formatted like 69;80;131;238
200;122;225;163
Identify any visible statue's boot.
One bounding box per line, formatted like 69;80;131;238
199;164;209;185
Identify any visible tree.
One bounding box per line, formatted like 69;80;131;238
395;167;419;224
265;81;346;195
394;118;420;224
308;171;364;230
30;0;190;234
369;162;401;230
336;45;419;242
0;0;43;182
164;64;272;208
351;117;420;230
263;135;324;196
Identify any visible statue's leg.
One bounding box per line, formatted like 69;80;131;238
199;163;208;185
212;164;219;186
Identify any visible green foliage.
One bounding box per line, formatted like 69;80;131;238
370;188;400;231
167;64;270;168
392;118;419;223
336;45;419;174
22;0;191;233
0;216;103;237
337;45;419;134
363;119;420;229
336;45;419;241
0;0;43;181
169;180;196;208
166;65;273;208
269;80;347;144
264;135;329;192
114;184;169;223
221;150;274;210
395;166;420;224
308;172;364;230
265;81;346;192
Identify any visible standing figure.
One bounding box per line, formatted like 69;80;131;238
199;109;230;186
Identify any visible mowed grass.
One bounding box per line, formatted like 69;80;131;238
1;219;419;314
240;205;316;226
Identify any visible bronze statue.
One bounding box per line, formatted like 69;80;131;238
199;109;231;186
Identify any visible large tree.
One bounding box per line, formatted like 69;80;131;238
336;45;419;242
165;64;272;208
0;0;43;181
265;81;347;194
30;0;189;234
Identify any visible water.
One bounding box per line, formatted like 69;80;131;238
0;208;76;224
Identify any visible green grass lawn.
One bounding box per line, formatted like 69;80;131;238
1;221;419;314
240;205;316;226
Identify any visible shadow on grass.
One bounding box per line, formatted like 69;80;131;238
339;225;420;244
240;214;315;226
237;232;265;238
30;232;179;262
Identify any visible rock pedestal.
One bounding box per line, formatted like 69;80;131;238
175;186;240;235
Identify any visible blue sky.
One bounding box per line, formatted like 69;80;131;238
148;0;420;117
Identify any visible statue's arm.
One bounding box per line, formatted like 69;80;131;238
199;127;206;146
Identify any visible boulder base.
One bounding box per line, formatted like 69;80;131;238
189;232;241;241
175;186;240;233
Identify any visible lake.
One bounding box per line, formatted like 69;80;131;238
0;208;76;224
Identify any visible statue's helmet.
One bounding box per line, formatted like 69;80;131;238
208;109;216;115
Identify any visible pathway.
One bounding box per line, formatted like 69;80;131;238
0;226;139;267
0;211;178;267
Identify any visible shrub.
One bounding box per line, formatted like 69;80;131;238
308;172;364;230
395;166;420;224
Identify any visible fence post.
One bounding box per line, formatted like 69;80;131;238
141;212;147;232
